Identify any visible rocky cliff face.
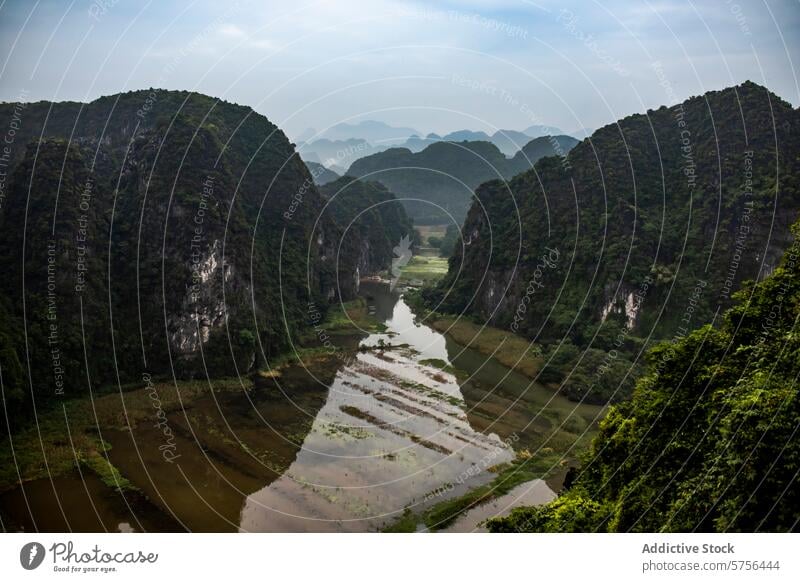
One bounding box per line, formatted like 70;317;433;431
0;90;406;424
426;82;800;348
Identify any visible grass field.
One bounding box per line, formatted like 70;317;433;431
398;255;449;285
426;314;543;378
0;377;250;493
414;224;448;245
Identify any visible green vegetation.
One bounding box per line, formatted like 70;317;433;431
414;224;447;255
418;358;456;375
385;453;565;532
348;136;578;224
437;224;461;258
423;81;800;405
80;444;138;493
0;377;248;492
398;256;449;285
0;91;412;435
413;223;461;261
304;161;340;185
537;341;640;404
260;297;385;375
309;297;380;334
320;176;417;274
413;309;543;378
488;220;800;532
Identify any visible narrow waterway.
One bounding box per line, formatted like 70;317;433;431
0;282;602;532
239;283;517;531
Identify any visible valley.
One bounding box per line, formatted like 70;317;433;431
1;80;798;534
0;279;601;532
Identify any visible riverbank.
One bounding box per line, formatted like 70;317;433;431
384;451;571;532
0;297;380;495
410;305;543;379
381;290;604;532
2;282;602;532
0;377;250;493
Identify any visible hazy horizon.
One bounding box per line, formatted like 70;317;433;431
1;0;798;142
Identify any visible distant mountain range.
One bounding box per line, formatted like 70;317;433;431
295;121;580;169
407;129;554;157
297;120;420;143
297;137;377;172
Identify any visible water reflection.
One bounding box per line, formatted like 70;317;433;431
239;283;514;531
2;283;600;532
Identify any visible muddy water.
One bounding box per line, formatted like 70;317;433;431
239;288;515;531
0;471;180;533
1;283;603;532
238;284;603;531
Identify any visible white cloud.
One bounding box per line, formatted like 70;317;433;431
218;23;246;38
248;38;275;50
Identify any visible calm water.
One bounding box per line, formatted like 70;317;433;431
0;283;602;532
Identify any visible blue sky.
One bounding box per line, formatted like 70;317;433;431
0;0;798;139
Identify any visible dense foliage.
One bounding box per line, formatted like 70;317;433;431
348;135;577;224
434;224;461;258
424;81;800;403
0;90;408;432
405;129;573;156
489;219;800;532
319;176;416;273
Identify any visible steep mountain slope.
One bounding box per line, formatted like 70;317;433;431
319;176;415;276
348;136;578;224
305;161;341;185
0;90;407;430
489;218;800;532
425;82;800;373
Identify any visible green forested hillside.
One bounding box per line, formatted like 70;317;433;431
348;136;577;224
489;219;800;532
423;81;800;403
320;176;416;274
0;90;409;432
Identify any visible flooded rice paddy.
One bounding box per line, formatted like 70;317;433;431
0;283;603;532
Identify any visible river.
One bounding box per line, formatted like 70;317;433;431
0;282;602;532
